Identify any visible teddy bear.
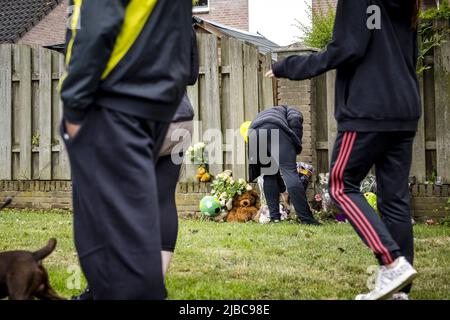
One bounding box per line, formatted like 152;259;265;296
226;190;261;223
196;166;211;182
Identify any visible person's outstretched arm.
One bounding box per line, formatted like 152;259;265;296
60;0;127;124
272;0;372;80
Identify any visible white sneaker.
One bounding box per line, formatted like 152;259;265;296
355;257;417;300
389;292;409;300
356;292;410;300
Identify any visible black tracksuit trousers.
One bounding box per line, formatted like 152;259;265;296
252;124;317;224
62;105;170;300
329;131;415;273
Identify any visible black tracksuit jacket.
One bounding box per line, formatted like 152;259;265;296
273;0;421;132
60;0;193;123
250;106;304;155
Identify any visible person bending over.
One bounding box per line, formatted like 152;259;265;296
248;106;320;225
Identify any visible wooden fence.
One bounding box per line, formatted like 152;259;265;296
0;34;275;182
2;27;449;185
180;33;275;180
0;44;70;181
313;19;450;184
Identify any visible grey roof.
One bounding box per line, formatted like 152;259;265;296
193;16;280;54
0;0;62;43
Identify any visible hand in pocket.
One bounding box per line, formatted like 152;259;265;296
65;120;82;139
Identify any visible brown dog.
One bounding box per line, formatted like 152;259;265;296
0;238;64;300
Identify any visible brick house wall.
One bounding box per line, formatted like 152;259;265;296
276;47;316;166
194;0;249;31
18;1;68;46
16;0;249;46
312;0;437;13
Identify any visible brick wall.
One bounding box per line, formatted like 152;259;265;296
0;181;72;210
276;48;317;166
18;1;68;46
411;185;450;218
312;0;437;13
194;0;249;31
311;0;337;14
1;181;448;219
17;0;249;46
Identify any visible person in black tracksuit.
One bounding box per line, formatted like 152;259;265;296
60;1;192;300
71;27;199;301
269;0;420;299
248;106;320;225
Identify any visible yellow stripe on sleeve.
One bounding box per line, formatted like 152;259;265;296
101;0;158;80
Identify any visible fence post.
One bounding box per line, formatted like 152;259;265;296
434;18;450;183
260;53;275;110
199;34;222;175
326;70;337;164
57;54;71;180
411;30;427;183
227;38;246;179
0;44;12;180
18;45;32;180
39;47;52;180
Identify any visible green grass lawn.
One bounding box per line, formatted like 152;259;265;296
0;209;449;300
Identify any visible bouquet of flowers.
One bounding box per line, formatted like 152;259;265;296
312;173;342;221
186;142;211;182
211;171;252;211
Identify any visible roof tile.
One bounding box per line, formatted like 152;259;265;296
0;0;62;43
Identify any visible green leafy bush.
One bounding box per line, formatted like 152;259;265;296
417;3;450;75
420;0;450;20
296;0;335;49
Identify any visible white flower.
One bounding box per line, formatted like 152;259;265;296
246;184;253;191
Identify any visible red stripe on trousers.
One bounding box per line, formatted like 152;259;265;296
338;132;393;264
330;133;383;260
331;132;393;265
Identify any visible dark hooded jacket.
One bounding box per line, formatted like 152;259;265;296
273;0;421;132
60;0;192;124
248;106;304;182
250;106;304;154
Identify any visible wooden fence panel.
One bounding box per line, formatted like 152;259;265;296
244;44;259;120
0;44;12;180
55;53;71;180
18;45;32;180
0;37;275;183
38;47;52;180
226;38;246;179
199;34;223;176
434;19;450;184
260;53;275;110
220;37;232;174
326;71;337;164
0;45;73;181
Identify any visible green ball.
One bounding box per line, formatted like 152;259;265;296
364;192;378;212
199;196;222;217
